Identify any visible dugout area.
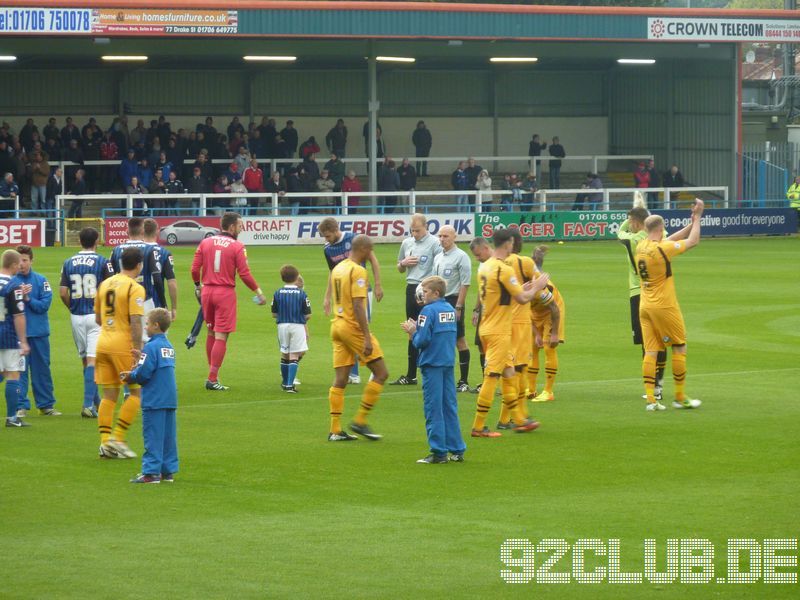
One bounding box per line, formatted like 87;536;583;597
3;1;800;200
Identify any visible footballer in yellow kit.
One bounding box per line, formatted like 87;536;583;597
330;260;384;368
326;234;389;442
95;274;145;386
528;267;565;402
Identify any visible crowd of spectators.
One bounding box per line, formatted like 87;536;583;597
0;116;688;215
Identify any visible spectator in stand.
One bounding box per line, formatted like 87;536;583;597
341;170;362;215
147;138;163;168
233;145;250;174
212;174;232;214
301;153;320;183
44;137;61;164
499;173;512;211
299;164;317;214
80;123;101;193
299;136;320;160
272;134;288;167
0;141;13;180
248;129;265;162
521;172;539;212
19;118;39;151
633;161;651;195
225;162;242;186
243;158;264;215
326;119;348;158
227;116;245;143
119;149;139;188
67;169;88;218
464;157;482;192
186;166;208;212
155;151;174;184
0;172;19;214
110;117;128;156
317;169;336;211
548;136;566;189
43;118;59;144
157;115;172;150
646;159;660;210
138;157;153;190
378;160;400;214
24;130;43;155
126;175;148;216
572;172;603;211
129;119;147;148
61;117;81;148
663;164;685;207
164;170;185;216
145;119;160;150
285;167;303;216
201;117;217;141
477;169;494;210
451;161;469;213
412;120;432;177
29;152;49;215
11;142;27;200
228;130;245;157
100;130;119;192
398;158;417;193
166;138;184;175
510;173;524;210
63;138;85;183
528;133;547;173
362;120;383;157
264;169;285;212
324;152;345;191
45;166;62;225
148;168;167;214
194;152;214;185
260;118;278;156
230;178;249;214
280;120;298;159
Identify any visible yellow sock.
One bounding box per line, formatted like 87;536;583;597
672;353;687;401
498;402;511;425
642;354;657;403
473;375;498;431
98;398;115;444
112;392;140;442
544;346;558;393
354;380;383;426
502;376;527;424
329;386;345;433
527;351;540;396
516;371;529;419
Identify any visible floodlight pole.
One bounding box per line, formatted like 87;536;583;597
368;42;379;204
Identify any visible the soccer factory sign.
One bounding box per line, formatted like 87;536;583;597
648;18;800;42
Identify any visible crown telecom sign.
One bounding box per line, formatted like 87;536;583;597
648;17;800;42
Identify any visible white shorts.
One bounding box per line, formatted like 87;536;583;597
71;313;101;358
278;323;308;354
0;349;25;372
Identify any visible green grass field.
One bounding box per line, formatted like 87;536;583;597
1;236;798;599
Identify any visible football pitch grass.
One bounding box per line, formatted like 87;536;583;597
1;236;798;599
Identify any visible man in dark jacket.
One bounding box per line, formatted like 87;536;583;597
398;158;417;192
325;119;348;158
464;157;482;190
646;159;660;210
548;136;566;189
280;121;298;158
663;164;685;206
412;121;432;177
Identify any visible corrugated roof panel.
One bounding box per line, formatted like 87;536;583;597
1;70;114;115
125;70;244;113
253;70;365;115
379;70;490;117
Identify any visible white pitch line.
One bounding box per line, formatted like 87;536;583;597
182;367;798;411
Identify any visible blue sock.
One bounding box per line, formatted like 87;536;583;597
83;366;97;409
280;359;289;386
350;362;359;377
287;361;299;386
5;380;21;418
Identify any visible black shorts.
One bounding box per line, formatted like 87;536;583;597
406;283;422;321
630;294;643;346
445;295;466;339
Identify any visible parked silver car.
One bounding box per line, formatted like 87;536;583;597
159;220;219;245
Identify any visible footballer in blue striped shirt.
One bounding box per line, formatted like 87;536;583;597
318;217;384;384
271;265;311;393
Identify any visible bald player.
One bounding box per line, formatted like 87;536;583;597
636;199;704;411
327;234;389;441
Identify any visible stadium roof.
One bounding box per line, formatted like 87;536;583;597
2;1;796;69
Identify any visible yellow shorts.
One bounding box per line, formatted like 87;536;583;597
331;320;384;369
95;352;140;388
640;305;686;352
481;333;513;375
533;302;566;345
511;321;533;366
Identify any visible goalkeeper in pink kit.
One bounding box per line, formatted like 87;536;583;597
190;212;266;390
